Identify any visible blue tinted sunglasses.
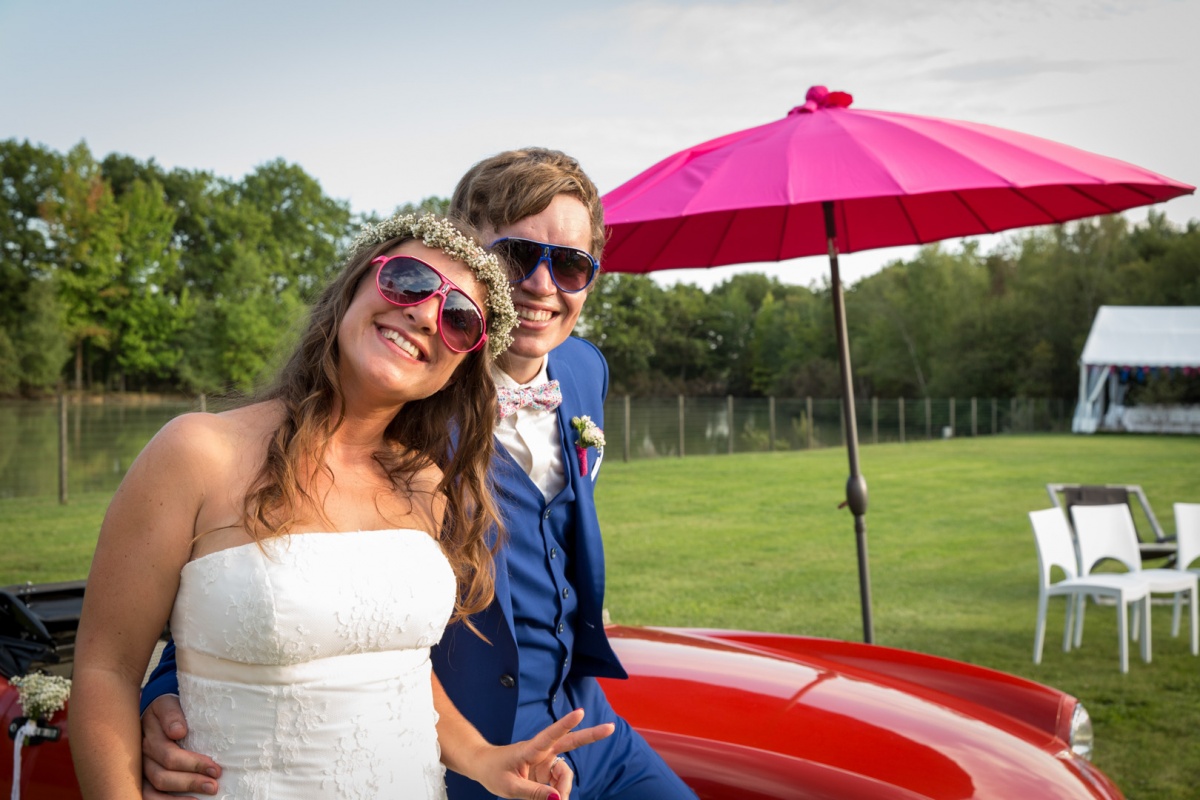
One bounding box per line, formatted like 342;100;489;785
489;237;599;293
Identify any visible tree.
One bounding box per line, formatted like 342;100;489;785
1123;211;1200;306
707;274;783;395
109;178;188;388
174;160;353;393
10;280;71;392
0;140;70;394
40;142;123;391
749;283;838;397
996;217;1133;398
237;159;353;296
579;274;665;392
654;282;714;392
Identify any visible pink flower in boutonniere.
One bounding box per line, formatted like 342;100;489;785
570;415;605;474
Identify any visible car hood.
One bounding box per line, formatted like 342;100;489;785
600;626;1122;800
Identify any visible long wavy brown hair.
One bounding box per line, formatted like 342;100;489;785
242;228;502;632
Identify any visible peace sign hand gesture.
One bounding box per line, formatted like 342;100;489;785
464;708;614;800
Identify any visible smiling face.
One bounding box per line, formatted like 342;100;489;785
486;193;594;384
336;240;487;409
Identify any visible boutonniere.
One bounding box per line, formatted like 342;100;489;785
571;415;605;474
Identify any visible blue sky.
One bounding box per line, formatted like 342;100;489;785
2;0;1196;288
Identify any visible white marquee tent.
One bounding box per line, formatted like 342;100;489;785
1072;306;1200;433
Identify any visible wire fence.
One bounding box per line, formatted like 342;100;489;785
0;395;1071;500
603;395;1072;461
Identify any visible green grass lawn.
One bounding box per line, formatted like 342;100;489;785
595;434;1200;800
3;434;1198;798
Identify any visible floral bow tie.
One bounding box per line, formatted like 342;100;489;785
497;380;562;419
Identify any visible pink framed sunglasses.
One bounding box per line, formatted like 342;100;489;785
372;256;487;353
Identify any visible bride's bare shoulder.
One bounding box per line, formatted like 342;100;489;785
148;401;285;467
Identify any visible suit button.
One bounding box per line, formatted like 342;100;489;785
543;509;552;520
558;622;565;634
550;548;558;559
499;674;515;688
562;587;569;599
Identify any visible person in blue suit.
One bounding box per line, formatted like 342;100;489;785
440;149;696;800
139;149;696;800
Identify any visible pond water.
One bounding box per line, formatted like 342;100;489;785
0;398;196;499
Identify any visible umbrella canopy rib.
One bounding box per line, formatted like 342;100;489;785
1063;181;1148;216
709;211;742;269
638;215;691;272
944;190;997;237
891;194;928;246
777;203;793;264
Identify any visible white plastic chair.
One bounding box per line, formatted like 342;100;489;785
1029;508;1151;673
1172;503;1200;635
1071;503;1199;658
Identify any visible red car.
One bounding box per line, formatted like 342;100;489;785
3;581;1121;799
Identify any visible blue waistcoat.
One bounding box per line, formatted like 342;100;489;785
433;336;627;800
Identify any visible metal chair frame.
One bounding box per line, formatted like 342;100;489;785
1046;483;1176;562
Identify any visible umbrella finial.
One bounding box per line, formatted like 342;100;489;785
789;85;853;115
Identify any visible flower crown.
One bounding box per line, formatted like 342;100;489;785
347;212;517;358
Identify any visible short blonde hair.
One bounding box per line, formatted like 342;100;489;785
450;147;606;260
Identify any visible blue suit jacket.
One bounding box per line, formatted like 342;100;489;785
432;336;626;754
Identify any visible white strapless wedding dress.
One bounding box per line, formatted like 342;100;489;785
170;529;455;799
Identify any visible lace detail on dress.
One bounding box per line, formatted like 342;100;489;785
177;673;237;770
172;530;453;799
322;715;383;797
334;572;414;655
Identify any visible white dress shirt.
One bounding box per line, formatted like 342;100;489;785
492;357;566;501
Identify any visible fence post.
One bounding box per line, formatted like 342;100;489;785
991;398;997;435
768;396;776;452
925;397;932;439
1011;397;1018;433
949;397;956;436
971;397;978;437
871;396;878;444
623;394;631;462
199;392;207;413
678;395;685;458
899;397;905;444
58;393;68;505
727;395;735;454
806;397;813;449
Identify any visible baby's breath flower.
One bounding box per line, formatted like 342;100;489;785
10;673;71;721
347;213;517;359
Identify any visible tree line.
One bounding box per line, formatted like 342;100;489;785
2;138;1198;403
587;214;1200;405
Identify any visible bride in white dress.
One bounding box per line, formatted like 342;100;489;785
70;214;611;800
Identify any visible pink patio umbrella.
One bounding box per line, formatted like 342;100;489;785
601;85;1194;643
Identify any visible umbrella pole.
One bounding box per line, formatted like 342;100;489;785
823;201;874;644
